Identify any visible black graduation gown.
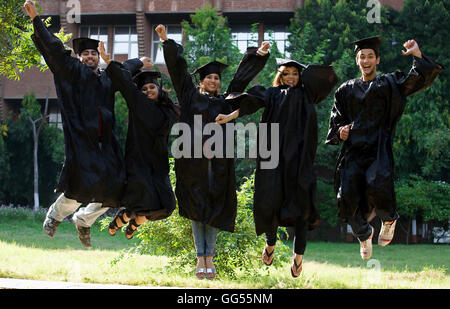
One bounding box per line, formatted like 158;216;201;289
226;65;339;235
31;16;142;207
163;39;269;232
105;61;178;219
325;55;443;220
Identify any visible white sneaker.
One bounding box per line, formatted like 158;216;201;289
378;220;397;247
359;226;374;260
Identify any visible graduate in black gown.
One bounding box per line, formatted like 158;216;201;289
155;24;270;279
24;1;146;248
99;42;179;239
97;42;179;239
326;36;443;260
216;58;338;277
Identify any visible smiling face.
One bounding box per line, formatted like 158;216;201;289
356;48;380;81
141;83;159;101
79;49;100;70
280;66;300;87
200;73;221;96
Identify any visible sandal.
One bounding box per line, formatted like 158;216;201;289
290;257;303;278
108;209;129;236
195;267;206;280
125;219;140;240
206;267;217;280
262;246;275;266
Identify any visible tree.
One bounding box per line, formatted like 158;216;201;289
1;94;63;208
285;0;449;237
21;91;49;212
0;126;10;202
0;0;71;80
180;4;241;90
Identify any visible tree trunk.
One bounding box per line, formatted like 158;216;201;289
32;125;39;213
411;216;417;244
406;217;411;245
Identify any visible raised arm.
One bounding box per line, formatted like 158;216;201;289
225;42;270;94
25;1;81;81
391;40;443;97
156;25;196;105
301;65;339;105
99;41;168;131
105;64;170;132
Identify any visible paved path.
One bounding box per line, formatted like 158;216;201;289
0;278;181;289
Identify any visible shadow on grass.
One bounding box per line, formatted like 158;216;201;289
1;207;449;277
280;240;450;275
0;209;138;251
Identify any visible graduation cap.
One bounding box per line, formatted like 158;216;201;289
192;61;228;80
72;37;100;55
276;58;307;72
353;35;382;56
133;71;162;89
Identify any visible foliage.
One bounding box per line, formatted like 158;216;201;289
180;4;241;91
287;0;449;223
0;94;63;207
396;175;450;222
0;1;72;80
102;160;292;279
113;92;129;154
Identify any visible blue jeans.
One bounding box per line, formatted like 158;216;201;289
191;220;218;257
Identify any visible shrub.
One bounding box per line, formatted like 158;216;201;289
102;160;291;279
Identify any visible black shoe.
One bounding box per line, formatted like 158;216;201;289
76;225;91;248
43;217;61;238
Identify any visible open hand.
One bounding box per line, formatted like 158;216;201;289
24;0;38;20
98;41;111;64
155;24;168;41
401;39;422;58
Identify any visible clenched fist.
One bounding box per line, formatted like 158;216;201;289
339;124;351;141
155;24;168;41
140;57;154;68
257;41;270;56
24;0;38;20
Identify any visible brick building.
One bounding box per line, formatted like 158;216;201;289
0;0;404;124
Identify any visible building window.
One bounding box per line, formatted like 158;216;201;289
48;103;63;130
152;25;182;64
264;26;291;57
79;26;109;64
114;26;138;60
231;25;258;54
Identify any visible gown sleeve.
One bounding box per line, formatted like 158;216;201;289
301;65;339;105
225;47;269;94
162;39;197;106
105;61;169;132
31;16;82;82
121;58;143;77
389;54;443;98
325;85;350;145
225;85;272;118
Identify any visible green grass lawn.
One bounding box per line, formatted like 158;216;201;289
0;207;449;289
